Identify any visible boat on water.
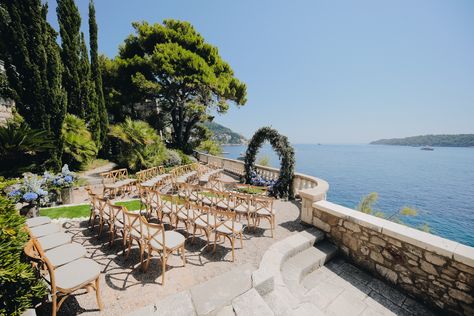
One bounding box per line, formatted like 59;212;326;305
421;146;434;151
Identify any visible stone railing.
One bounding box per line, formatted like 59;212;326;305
195;152;329;199
309;200;474;316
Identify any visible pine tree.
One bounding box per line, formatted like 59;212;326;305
57;0;83;118
79;32;99;144
0;0;66;170
89;0;108;147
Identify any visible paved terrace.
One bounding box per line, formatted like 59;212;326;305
36;191;437;315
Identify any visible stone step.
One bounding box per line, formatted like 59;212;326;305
252;228;325;296
190;263;254;316
232;288;274;316
282;240;338;296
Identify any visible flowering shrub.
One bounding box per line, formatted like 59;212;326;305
8;174;49;205
7;165;75;206
49;164;75;189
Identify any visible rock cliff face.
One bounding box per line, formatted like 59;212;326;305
203;121;247;145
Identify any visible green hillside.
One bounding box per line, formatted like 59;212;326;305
370;134;474;147
202;122;247;144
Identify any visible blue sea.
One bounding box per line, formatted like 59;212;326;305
222;144;474;247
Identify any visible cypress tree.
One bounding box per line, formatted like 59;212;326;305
89;0;108;146
0;0;66;170
57;0;83;118
79;32;99;144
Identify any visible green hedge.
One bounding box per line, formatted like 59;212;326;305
0;196;46;315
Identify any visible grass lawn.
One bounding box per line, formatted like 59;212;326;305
40;204;90;219
40;199;142;219
114;199;141;211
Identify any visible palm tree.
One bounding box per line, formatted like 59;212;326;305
62;114;98;170
0;122;55;176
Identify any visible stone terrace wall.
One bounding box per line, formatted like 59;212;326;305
310;200;474;316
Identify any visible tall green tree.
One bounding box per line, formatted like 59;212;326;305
89;0;108;147
79;32;99;144
106;20;247;152
57;0;82;118
0;0;66;170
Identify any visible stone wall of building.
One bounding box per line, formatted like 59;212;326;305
0;97;14;125
309;200;473;316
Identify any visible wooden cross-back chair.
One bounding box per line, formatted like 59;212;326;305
92;195;109;237
147;190;175;225
210;207;243;262
233;193;253;227
100;168;136;197
24;239;103;316
191;203;217;248
253;196;275;238
107;202;127;251
123;208;146;265
140;216;186;285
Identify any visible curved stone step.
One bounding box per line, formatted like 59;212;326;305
282;240;338;297
252;228;325;296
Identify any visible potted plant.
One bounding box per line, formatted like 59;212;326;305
50;165;76;205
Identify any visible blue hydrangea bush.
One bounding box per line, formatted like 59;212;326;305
7;165;75;206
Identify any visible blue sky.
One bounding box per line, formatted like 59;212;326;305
46;0;474;144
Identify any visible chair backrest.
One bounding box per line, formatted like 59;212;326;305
108;201;126;227
95;195;109;219
253;196;274;215
160;193;177;214
123;208;143;239
24;239;57;293
213;190;231;210
140;216;165;248
233;193;250;212
210;206;236;232
147;188;162;213
100;168;129;184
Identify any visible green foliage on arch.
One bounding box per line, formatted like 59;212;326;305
244;127;295;199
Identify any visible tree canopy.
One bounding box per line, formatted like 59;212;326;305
103;20;247;152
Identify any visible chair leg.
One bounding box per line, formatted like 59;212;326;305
213;232;218;253
139;244;145;271
125;238;132;259
161;252;167;285
95;278;104;310
181;245;186;266
144;248;152;272
51;294;57;316
231;237;235;262
240;232;243;248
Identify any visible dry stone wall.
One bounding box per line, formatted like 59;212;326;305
311;200;474;316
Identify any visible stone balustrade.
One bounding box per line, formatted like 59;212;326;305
310;200;474;316
195;152;329;200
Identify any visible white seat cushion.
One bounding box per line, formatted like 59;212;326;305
256;209;273;216
26;216;51;228
53;258;101;290
216;221;243;235
38;232;72;251
45;243;87;268
30;223;60;238
233;204;249;214
149;231;185;250
115;179;135;187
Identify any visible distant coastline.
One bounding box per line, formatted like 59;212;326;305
370;134;474;147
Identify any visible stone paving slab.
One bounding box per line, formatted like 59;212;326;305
127;290;195;316
190;263;253;316
232;288;273;316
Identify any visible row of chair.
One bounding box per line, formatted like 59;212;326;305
87;189;186;285
175;183;276;237
24;217;103;316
